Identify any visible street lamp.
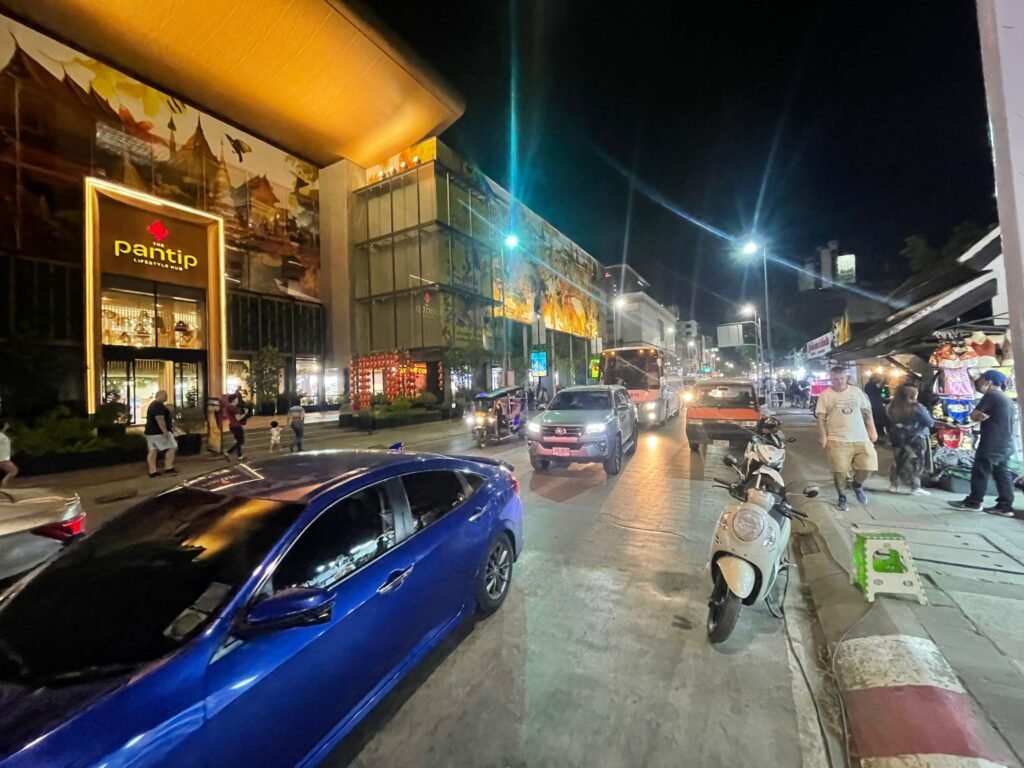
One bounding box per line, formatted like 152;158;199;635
740;238;772;379
501;233;520;378
504;233;519;249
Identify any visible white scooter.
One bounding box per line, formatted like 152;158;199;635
706;434;818;643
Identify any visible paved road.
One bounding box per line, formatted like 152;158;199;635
311;417;824;768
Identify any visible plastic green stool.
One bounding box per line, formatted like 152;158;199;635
851;531;927;604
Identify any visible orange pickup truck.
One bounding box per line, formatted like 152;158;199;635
685;379;764;452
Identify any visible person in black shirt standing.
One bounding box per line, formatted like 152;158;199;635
949;370;1017;514
144;389;177;478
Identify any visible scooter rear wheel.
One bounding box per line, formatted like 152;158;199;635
707;569;742;643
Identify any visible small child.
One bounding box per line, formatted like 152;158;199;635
269;420;282;452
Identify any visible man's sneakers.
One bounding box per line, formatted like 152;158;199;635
853;484;868;505
948;500;982;511
837;494;849;512
984;505;1019;518
910;487;930;496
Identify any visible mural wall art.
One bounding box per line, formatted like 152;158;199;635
0;14;321;301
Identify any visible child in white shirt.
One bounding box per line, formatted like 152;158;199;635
0;422;18;487
269;420;282;453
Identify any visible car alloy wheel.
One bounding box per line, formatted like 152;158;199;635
485;540;511;601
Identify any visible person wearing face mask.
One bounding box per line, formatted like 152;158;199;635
949;370;1018;515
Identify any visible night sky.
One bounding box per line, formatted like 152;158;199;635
366;1;997;345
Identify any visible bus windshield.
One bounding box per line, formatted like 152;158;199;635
602;351;661;390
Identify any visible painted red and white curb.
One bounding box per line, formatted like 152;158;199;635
835;634;1018;768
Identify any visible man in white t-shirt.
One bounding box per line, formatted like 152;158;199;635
815;366;878;511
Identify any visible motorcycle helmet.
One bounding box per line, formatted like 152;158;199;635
756;415;782;436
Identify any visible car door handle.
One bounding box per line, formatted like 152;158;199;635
468;505;489;523
377;566;413;594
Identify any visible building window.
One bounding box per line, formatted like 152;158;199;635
100;286;203;349
296;357;321;406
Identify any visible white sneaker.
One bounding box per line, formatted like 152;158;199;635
911;488;931;496
889;484;899;494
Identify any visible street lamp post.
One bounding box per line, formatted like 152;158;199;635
740;303;764;385
743;240;772;381
502;233;519;384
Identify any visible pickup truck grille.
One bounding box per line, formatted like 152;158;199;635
541;425;584;438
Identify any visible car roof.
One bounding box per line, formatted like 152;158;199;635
182;449;452;504
558;385;619;392
694;379;755;388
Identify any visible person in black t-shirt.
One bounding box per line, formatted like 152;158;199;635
144;390;177;478
949;370;1017;514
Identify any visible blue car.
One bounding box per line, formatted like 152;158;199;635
0;450;523;767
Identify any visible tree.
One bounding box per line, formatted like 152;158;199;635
441;345;491;402
937;221;990;262
249;346;283;411
899;235;937;274
0;328;76;419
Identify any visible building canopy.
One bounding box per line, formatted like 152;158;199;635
7;0;464;167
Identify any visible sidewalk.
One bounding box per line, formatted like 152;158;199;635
22;418;467;529
784;412;1024;767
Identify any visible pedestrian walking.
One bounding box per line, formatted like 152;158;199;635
864;373;889;443
949;370;1018;515
144;389;177;478
269;420;282;453
886;384;934;495
0;422;18;487
226;393;247;461
815;366;879;511
288;403;305;452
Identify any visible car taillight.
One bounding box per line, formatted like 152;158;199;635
32;512;86;541
510;474;521;496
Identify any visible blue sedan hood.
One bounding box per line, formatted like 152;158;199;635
0;677;125;758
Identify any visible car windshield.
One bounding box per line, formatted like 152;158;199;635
693;385;757;409
603;354;660;390
548;390;611;411
0;488;304;686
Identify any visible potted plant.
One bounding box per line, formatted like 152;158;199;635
93;401;129;437
174;407;208;456
250;346;283;416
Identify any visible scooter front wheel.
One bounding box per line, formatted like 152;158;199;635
707;569;742;643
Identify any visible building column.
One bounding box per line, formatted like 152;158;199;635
979;2;1024;452
319;159;365;393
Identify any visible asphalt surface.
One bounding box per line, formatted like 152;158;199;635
313;417;824;768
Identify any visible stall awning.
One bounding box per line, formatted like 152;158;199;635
833;272;998;362
5;0;465;167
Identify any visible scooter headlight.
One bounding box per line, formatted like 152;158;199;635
732;508;765;542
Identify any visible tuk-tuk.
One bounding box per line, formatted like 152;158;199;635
467;385;529;448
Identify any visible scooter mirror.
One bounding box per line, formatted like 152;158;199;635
803;486;820;498
723;454;738;468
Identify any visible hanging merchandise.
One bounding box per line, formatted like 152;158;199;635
940;368;975;398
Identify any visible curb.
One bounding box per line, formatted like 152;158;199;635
790;474;1021;767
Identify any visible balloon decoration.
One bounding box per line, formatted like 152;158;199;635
350;350;422;410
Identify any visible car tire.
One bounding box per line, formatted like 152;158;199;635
603;435;622;475
530;456;550;471
476;534;513;615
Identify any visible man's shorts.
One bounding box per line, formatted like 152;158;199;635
826;440;878;473
145;433;178;453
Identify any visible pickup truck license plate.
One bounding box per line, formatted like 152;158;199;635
553;447;571;457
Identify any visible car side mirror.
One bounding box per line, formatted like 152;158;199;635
803;486;820;498
240;587;334;637
537;404;547;411
723;454;739;468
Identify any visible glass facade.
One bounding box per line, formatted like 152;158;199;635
350;163;499;355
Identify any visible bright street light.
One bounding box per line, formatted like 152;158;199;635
687;340;695;348
504;233;519;249
614;296;626;309
740;304;755;316
742;240;759;256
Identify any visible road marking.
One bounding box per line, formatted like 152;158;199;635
837;635;964;693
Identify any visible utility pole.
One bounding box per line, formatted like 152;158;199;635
978;1;1024;453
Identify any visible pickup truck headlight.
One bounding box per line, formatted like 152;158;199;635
585;422;608;434
645;402;657;411
527;421;541;435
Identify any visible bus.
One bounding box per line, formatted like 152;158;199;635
599;346;683;426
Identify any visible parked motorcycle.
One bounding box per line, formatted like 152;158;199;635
706;425;818;643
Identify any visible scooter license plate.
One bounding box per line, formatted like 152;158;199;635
552;447;571;457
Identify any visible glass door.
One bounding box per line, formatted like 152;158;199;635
173;361;203;410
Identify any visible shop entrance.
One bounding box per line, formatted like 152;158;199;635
102;358;205;424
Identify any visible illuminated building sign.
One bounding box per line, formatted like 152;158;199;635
530;350;548;377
